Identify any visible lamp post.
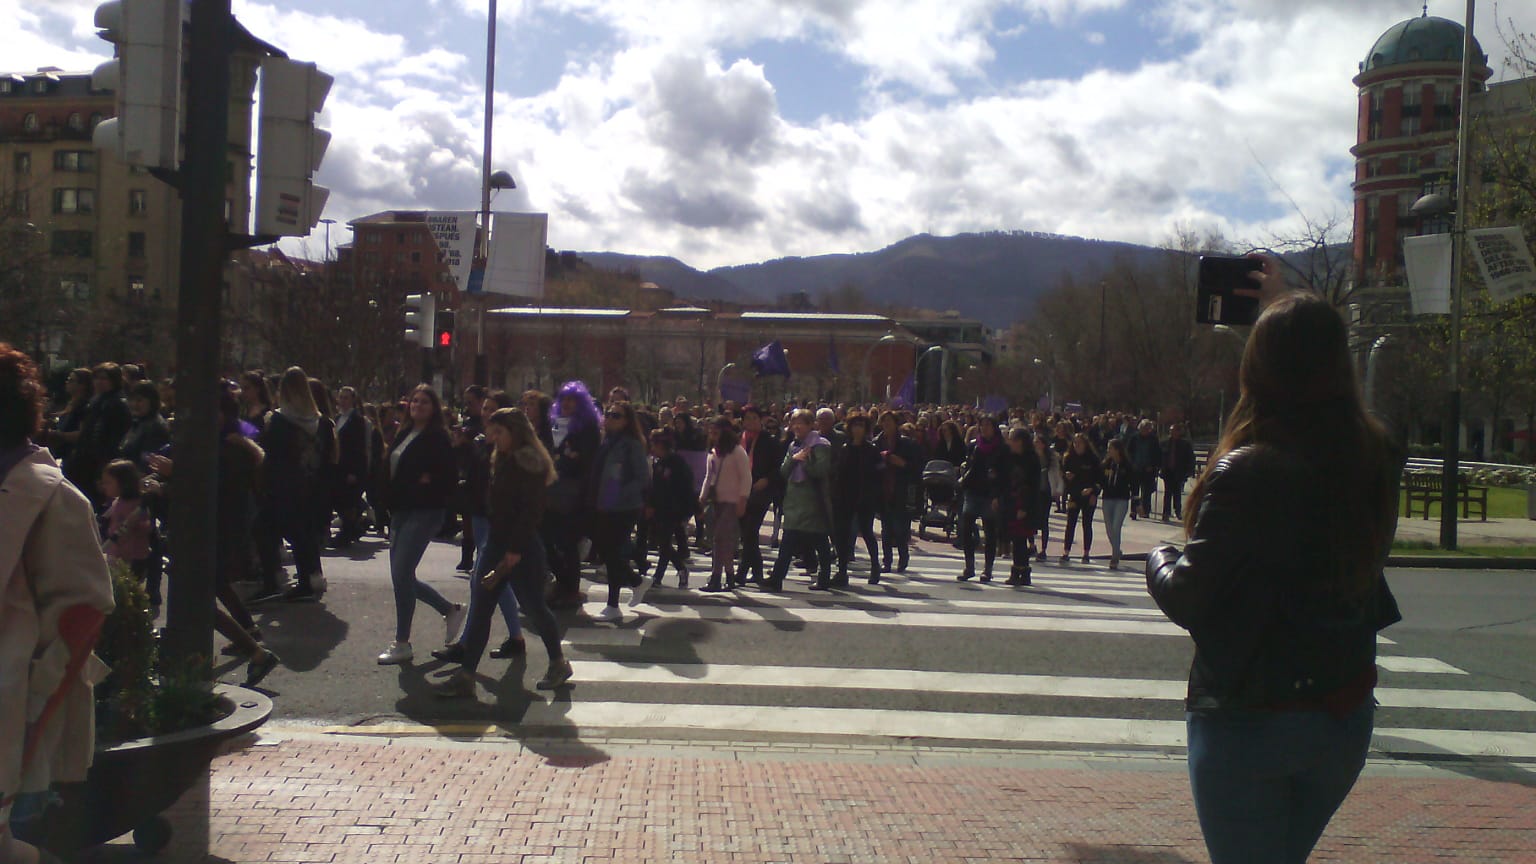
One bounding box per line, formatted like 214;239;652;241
1212;324;1246;440
860;331;915;404
1032;357;1053;413
1408;0;1475;551
916;345;943;405
319;217;335;261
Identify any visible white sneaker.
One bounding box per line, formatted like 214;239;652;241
377;641;413;665
627;576;652;608
596;605;622;623
443;604;467;645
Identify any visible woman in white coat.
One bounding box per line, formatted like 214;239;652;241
0;344;114;864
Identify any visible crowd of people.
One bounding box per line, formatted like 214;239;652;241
20;352;1207;697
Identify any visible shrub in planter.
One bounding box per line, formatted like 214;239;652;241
94;561;220;743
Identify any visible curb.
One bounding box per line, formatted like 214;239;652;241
1386;555;1536;570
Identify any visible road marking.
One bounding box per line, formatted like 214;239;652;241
629;596;1170;619
565;662;1536;712
307;704;1536;760
1377;656;1467;675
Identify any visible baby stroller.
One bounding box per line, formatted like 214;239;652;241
918;460;961;540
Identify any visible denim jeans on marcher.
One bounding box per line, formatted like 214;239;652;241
389;507;456;642
460;514;519;645
1187;702;1373;864
460;537;559;673
1100;497;1129;558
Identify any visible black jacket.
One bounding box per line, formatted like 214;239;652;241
833;440;882;512
1146;445;1401;713
259;412;335;512
487;448;546;556
335;411;370;485
959;436;1005;497
648;451;696;522
1100;458;1135;500
999;446;1041;513
744;430;784;504
1163;436;1197;480
1061;451;1102;499
117;412;171;469
386;423;458;511
874;432;924;507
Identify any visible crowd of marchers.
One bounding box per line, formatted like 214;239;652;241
25;356;1198;697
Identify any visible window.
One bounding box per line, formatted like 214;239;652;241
128;231;146;258
53;151;95;172
11;191;27;218
67;113;84;131
52;188;95;214
1402;114;1421;137
128;189;147;214
411;251;422;263
0;80;11;95
394;251;407;264
89;112;103;130
59;277;91;302
13;152;29;175
22;113;38;132
31;78;48;95
49;230;93;258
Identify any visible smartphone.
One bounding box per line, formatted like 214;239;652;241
1196;255;1264;327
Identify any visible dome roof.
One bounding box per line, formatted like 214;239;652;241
1362;16;1486;73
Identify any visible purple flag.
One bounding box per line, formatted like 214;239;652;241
751;340;792;378
892;375;916;409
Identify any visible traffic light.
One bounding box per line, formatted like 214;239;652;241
403;293;435;348
435;310;455;350
91;0;183;169
255;57;332;237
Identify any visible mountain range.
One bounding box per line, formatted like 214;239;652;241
580;231;1172;327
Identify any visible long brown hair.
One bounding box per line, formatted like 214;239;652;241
488;407;557;485
1185;292;1396;596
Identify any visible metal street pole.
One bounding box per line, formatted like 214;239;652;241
473;0;498;387
1441;0;1475;551
162;0;232;668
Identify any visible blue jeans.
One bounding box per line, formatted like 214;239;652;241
1100;497;1129;557
389;508;456;642
458;515;520;645
1187;702;1373;864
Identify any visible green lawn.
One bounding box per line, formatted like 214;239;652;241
1390;541;1536;558
1398;484;1531;520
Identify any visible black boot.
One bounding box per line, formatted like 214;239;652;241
868;557;881;585
896;549;909;573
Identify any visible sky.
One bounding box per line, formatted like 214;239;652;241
7;0;1536;270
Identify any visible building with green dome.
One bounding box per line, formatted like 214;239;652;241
1351;13;1491;284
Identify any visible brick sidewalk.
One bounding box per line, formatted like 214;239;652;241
83;732;1536;863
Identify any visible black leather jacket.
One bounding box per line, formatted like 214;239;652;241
1145;445;1402;713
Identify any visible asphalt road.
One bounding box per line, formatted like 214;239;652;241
217;526;1536;765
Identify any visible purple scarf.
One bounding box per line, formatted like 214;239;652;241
788;430;825;483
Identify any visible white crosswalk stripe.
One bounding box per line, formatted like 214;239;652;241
545;545;1527;763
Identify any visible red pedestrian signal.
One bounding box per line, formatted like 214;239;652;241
437;330;452;348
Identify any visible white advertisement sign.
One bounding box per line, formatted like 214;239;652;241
1468;227;1536;306
1402;233;1453;315
426;211;477;294
483;212;548;298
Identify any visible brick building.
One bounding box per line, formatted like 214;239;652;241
0;62;258;372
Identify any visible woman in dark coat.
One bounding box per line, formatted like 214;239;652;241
251;367;334;604
545;381;601;609
874;410;922;575
1146;266;1401;864
1059;433;1102;565
955;415;1005;582
375;384;464;666
832;413;882;586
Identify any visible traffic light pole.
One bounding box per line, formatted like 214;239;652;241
162;0;231;668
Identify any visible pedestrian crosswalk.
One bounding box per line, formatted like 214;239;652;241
517;546;1536;764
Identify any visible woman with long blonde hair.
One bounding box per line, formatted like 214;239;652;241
435;407;570;696
1146;258;1401;864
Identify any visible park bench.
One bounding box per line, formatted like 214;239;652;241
1403;473;1488;521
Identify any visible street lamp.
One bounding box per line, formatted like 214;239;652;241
1212;325;1247;440
1406;0;1476;551
861;331;916;404
916;345;943;405
1032;358;1054;413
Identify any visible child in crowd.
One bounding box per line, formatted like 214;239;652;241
100;459;156;599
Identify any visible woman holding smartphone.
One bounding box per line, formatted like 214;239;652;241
1058;433;1101;565
1146;258;1401;864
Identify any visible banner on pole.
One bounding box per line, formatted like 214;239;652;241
426;211;478;295
1402;234;1453;315
482;212;549;298
1468;227;1536;306
751;340;791;378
